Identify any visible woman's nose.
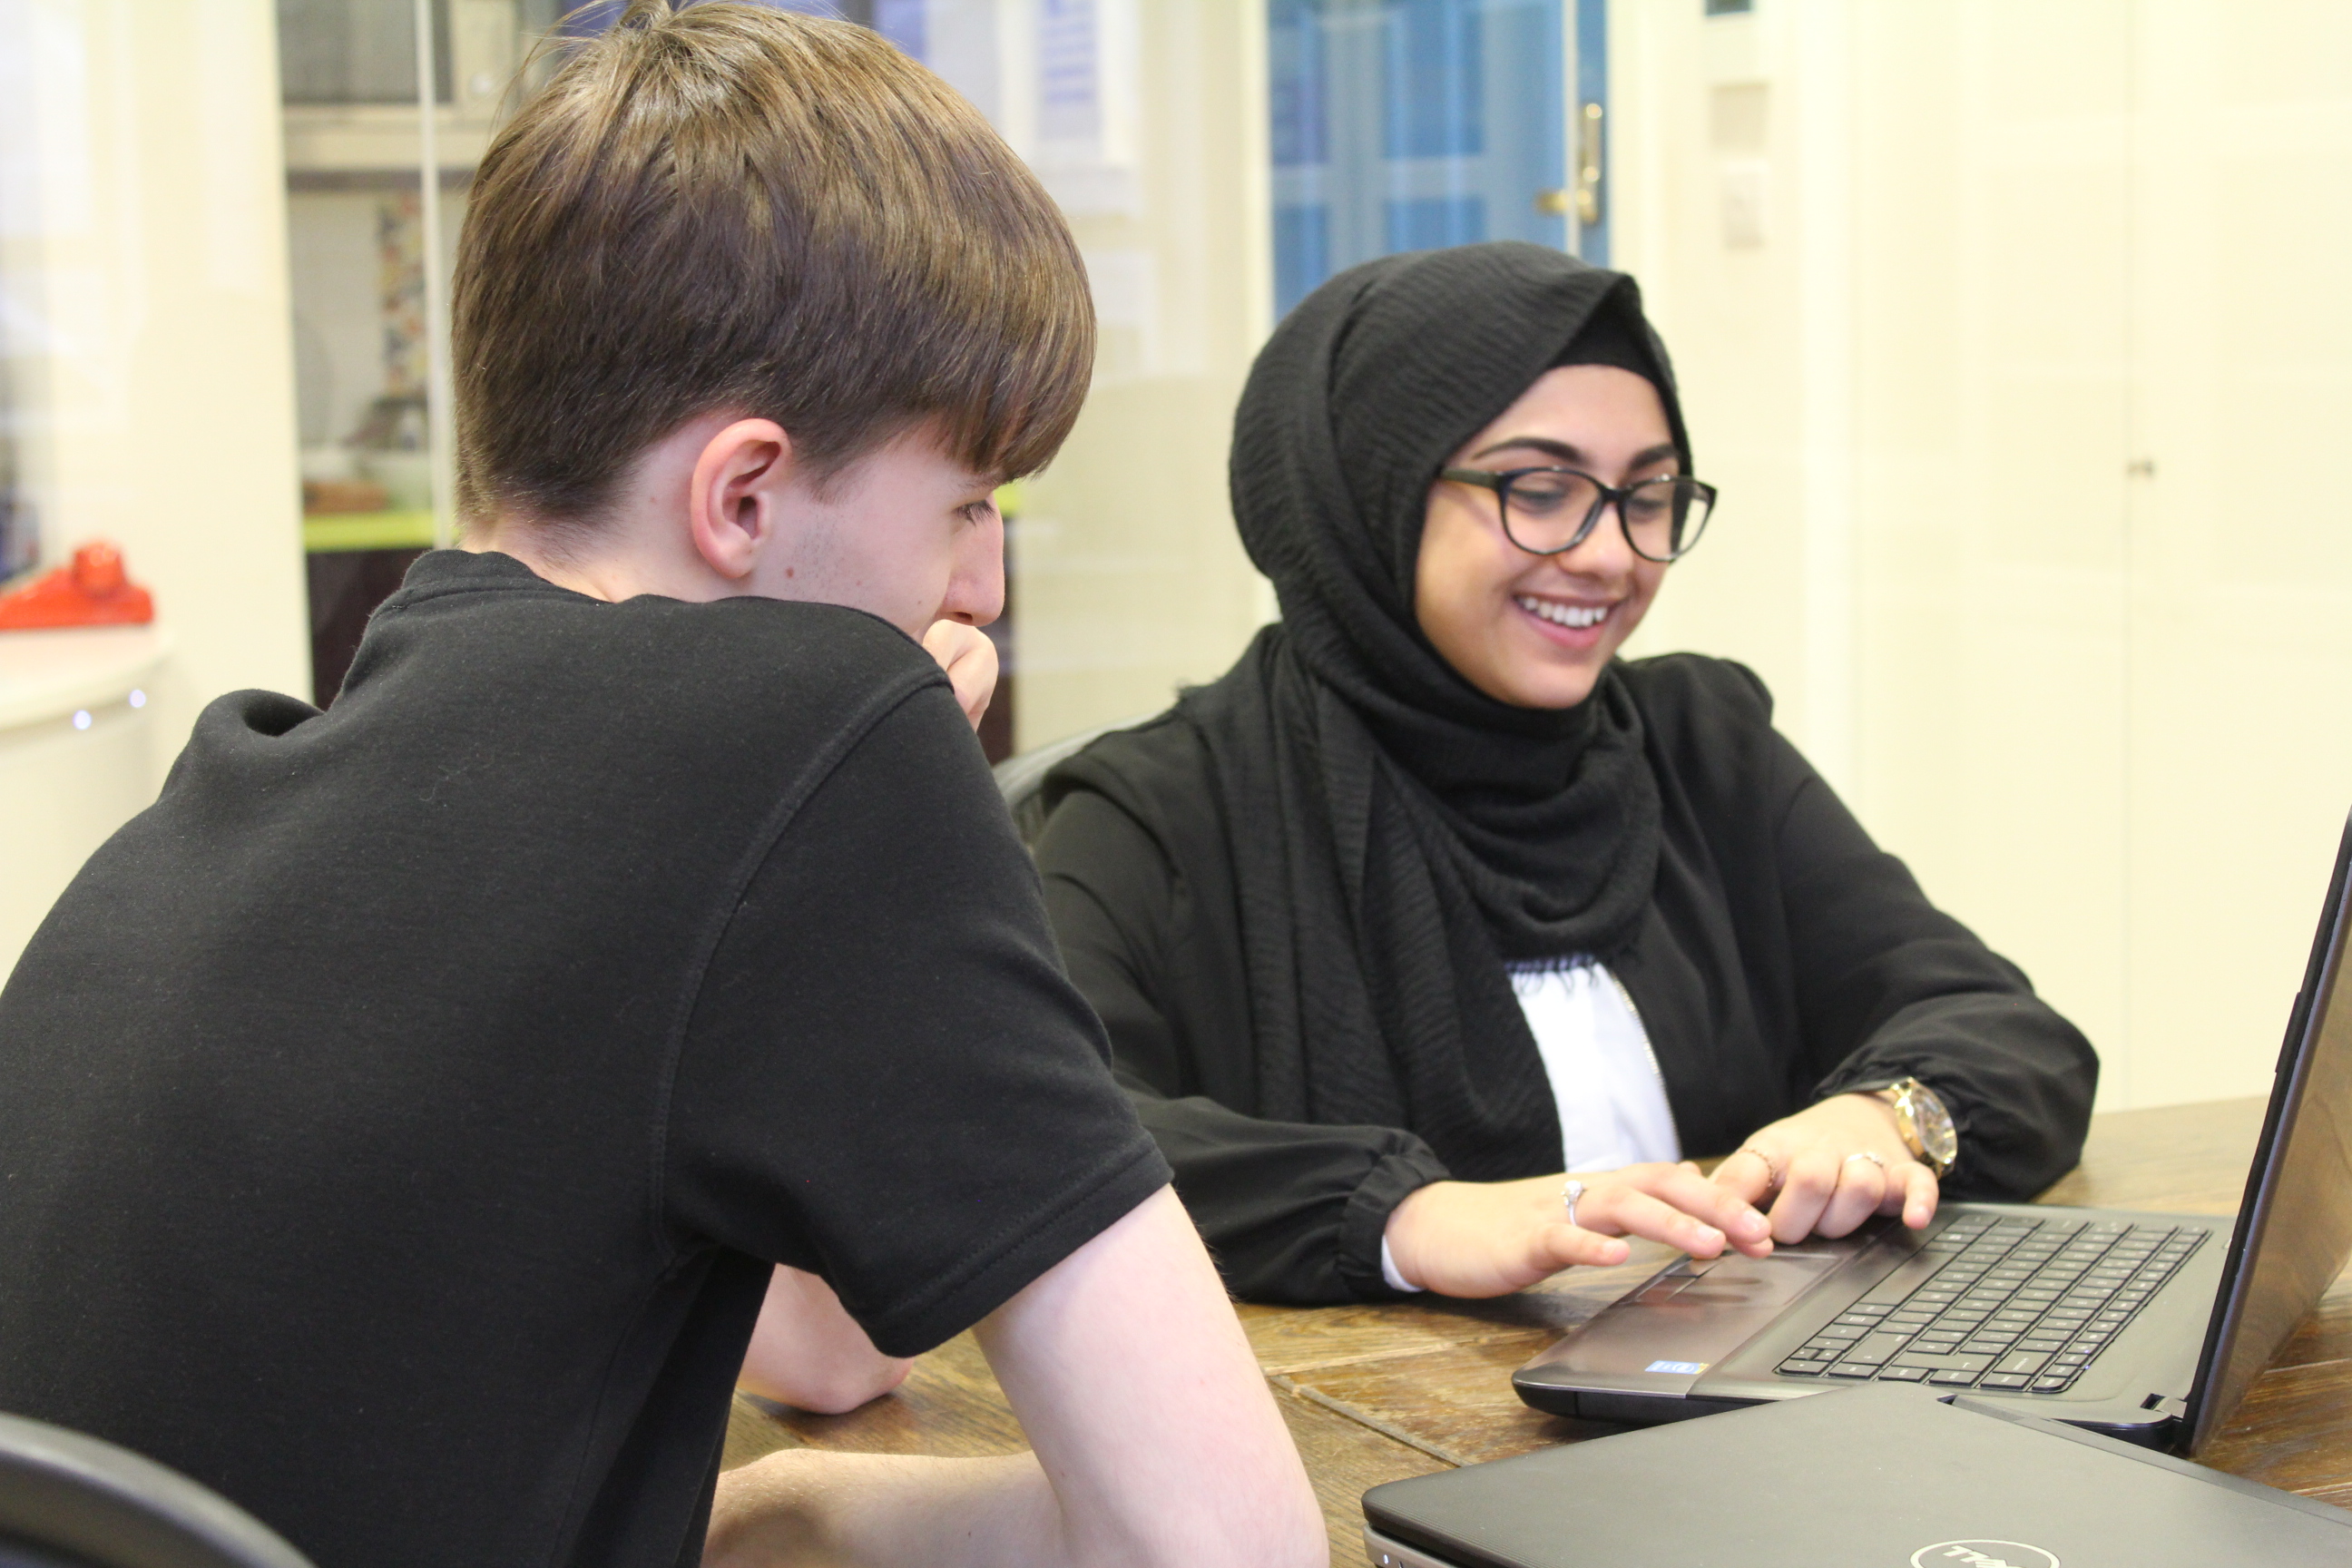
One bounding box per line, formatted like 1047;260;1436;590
1549;500;1636;579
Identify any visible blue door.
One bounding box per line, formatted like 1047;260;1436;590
1269;0;1581;318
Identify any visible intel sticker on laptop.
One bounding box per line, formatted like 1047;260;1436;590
1645;1360;1709;1375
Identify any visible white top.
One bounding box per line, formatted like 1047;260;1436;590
1379;956;1680;1292
1510;956;1681;1174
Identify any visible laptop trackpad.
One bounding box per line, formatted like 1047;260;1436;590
1519;1242;1864;1391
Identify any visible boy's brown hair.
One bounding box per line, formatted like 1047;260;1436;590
453;0;1093;531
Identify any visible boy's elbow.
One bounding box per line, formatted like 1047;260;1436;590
800;1352;915;1415
740;1350;913;1415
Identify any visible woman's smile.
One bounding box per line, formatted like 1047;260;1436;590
1513;592;1615;639
1416;363;1673;710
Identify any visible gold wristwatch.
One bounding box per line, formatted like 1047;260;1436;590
1871;1078;1957;1177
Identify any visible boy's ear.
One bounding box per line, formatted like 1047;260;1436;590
688;418;793;581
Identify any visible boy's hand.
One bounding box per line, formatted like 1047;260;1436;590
922;620;998;732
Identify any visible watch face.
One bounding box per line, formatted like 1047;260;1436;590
1910;1087;1958;1167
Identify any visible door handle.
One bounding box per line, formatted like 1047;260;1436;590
1575;101;1604;226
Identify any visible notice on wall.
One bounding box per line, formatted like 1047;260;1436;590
1034;0;1137;218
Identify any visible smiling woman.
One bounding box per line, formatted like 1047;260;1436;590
1026;240;2100;1308
1416;361;1682;710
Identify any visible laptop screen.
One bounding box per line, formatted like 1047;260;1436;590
2186;808;2352;1454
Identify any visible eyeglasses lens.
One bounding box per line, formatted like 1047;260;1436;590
1623;479;1711;560
1502;475;1712;561
1498;471;1599;552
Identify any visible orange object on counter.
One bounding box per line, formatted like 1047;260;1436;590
0;542;156;630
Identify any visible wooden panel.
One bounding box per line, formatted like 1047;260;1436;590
2269;1274;2352;1372
1279;1338;1612;1468
2034;1095;2266;1213
716;1101;2352;1540
2200;1352;2352;1501
730;1331;1028;1463
716;1330;1453;1563
720;1393;800;1473
1276;1389;1453;1567
1237;1245;1673;1375
2197;1265;2352;1504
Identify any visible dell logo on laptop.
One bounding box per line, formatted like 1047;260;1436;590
1910;1544;2061;1568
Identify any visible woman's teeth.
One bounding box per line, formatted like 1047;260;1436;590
1516;595;1609;630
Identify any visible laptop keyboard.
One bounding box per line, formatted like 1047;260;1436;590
1774;1213;2208;1393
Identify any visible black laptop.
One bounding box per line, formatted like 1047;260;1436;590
1513;808;2352;1453
1365;1380;2352;1568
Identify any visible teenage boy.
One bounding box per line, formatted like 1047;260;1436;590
0;6;1324;1567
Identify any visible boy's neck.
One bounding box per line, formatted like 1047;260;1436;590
462;526;710;606
461;410;758;606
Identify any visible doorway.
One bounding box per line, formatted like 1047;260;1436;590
1269;0;1575;318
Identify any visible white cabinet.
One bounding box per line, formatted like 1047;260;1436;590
1614;0;2352;1108
0;629;168;980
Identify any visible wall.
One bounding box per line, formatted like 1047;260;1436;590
1612;0;2352;1110
5;0;310;737
1;0;309;979
1008;0;1277;748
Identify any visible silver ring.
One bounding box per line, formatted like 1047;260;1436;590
1846;1151;1888;1171
1563;1179;1587;1230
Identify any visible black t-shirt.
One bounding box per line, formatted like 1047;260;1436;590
0;551;1169;1568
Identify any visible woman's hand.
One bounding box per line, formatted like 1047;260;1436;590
922;619;998;731
1383;1163;1774;1298
1711;1093;1939;1242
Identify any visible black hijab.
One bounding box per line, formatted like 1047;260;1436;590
1174;241;1691;1181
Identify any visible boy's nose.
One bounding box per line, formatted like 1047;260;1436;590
943;518;1006;626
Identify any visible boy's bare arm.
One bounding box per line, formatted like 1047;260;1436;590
703;1186;1328;1568
738;1267;911;1415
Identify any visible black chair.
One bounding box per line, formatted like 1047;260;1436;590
0;1412;313;1568
991;711;1162;846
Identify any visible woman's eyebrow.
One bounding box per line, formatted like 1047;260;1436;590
1471;436;1585;465
1467;436;1681;470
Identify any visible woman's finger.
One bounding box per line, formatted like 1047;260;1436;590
1641;1164;1773;1254
1814;1155;1886;1238
1530;1221;1631;1279
1899;1161;1940;1229
1766;1148;1841;1242
1709;1144;1780;1209
1580;1185;1732;1258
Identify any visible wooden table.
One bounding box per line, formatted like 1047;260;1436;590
720;1099;2352;1564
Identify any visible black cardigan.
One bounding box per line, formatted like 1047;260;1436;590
1033;653;2098;1304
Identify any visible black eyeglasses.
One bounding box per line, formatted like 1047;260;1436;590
1437;466;1718;563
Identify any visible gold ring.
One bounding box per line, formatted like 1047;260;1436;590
1846;1151;1888;1171
1738;1146;1783;1191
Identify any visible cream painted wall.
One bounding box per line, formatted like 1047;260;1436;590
1;0;309;977
1009;0;1275;749
7;0;309;731
1612;0;2352;1110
